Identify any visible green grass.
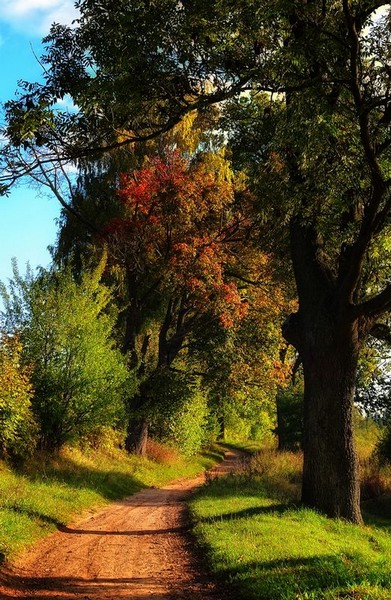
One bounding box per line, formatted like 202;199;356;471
189;450;391;600
220;439;266;454
0;443;223;563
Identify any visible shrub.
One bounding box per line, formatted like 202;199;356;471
247;447;303;501
145;439;181;464
147;369;209;456
0;259;128;450
0;336;37;460
275;385;303;451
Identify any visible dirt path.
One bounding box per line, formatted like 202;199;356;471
0;450;244;600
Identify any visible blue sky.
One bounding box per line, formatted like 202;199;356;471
0;0;78;285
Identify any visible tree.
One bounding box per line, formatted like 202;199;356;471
53;141;286;455
0;259;128;450
101;149;251;454
2;0;391;521
189;266;291;441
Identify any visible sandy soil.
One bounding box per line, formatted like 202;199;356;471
0;450;244;600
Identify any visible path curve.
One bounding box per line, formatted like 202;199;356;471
0;449;244;600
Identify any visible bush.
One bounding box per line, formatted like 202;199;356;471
247;447;303;501
275;385;303;451
0;336;37;460
1;260;128;450
147;369;209;456
145;439;181;464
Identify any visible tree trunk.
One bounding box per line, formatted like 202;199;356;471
125;414;148;456
300;337;362;522
217;413;225;441
284;220;365;523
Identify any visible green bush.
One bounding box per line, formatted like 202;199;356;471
275;385;303;451
1;259;128;450
0;336;37;460
147;369;209;456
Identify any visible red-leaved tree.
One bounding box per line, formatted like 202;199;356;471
103;149;252;453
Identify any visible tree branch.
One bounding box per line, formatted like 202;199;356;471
337;0;389;305
354;283;391;318
369;322;391;344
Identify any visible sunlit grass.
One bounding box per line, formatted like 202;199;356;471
189;447;391;600
0;441;223;563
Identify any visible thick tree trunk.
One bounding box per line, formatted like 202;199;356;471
284;220;366;523
301;338;362;523
125;414;148;456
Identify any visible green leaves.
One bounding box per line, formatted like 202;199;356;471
0;259;128;450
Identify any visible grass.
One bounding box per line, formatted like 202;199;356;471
189;447;391;600
0;440;224;563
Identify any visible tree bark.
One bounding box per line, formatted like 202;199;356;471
125;414;148;456
300;331;362;522
217;413;225;441
125;389;149;457
283;220;365;523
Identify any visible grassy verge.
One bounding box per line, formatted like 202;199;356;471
219;439;266;455
189;448;391;600
0;441;223;564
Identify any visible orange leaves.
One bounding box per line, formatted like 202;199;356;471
118;151;188;218
117;150;234;231
104;149;248;328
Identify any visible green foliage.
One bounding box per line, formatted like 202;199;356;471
147;369;209;456
0;337;37;460
0;258;128;450
217;388;276;442
377;423;391;464
275;385;303;451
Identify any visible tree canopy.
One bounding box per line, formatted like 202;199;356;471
1;0;391;522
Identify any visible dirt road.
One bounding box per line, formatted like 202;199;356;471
0;450;243;600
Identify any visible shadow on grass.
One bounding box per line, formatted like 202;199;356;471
4;507;64;528
201;470;299;508
211;553;390;600
362;493;391;532
192;470;391;599
198;502;292;524
17;454;145;500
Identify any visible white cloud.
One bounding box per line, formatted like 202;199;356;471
0;0;79;36
54;93;78;113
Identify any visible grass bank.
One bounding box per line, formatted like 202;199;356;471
189;448;391;600
0;440;223;564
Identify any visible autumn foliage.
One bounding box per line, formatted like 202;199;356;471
0;336;37;459
104;150;248;327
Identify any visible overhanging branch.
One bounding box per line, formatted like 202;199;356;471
354;283;391;318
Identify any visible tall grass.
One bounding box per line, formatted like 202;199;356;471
189;444;391;600
0;440;223;563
